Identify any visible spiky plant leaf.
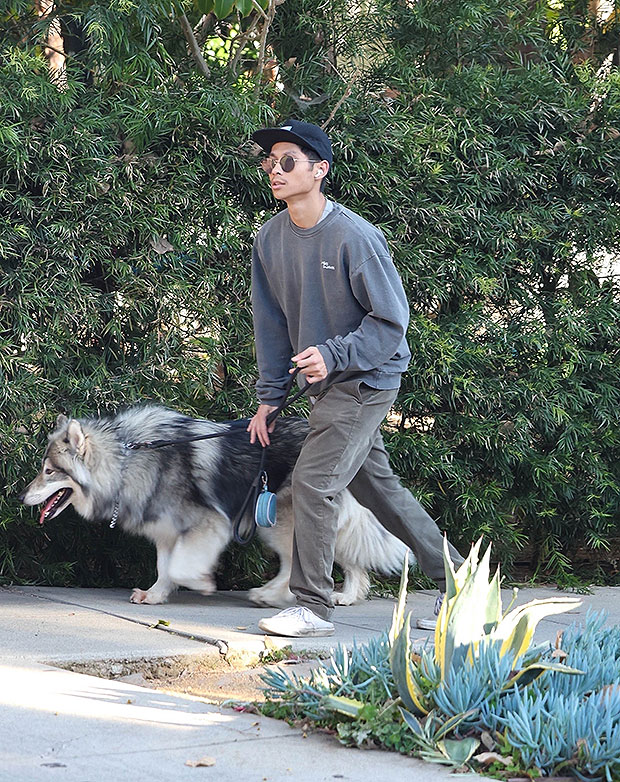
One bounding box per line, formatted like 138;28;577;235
437;737;481;766
391;613;431;715
433;709;480;740
505;661;584;689
321;695;366;718
437;540;497;675
399;706;424;737
389;550;409;645
493;597;583;667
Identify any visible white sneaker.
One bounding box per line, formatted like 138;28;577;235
258;606;335;637
416;593;445;631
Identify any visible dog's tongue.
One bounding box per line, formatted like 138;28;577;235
39;491;63;525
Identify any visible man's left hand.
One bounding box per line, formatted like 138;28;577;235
292;346;327;384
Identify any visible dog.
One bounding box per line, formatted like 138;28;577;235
20;404;410;606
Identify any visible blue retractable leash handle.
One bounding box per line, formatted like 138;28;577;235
233;368;309;544
255;471;277;528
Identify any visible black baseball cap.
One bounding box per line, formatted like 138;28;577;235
252;119;332;167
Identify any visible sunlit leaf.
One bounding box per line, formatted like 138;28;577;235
235;0;254;16
195;0;215;13
214;0;235;18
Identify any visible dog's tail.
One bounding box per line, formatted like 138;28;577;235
335;490;414;575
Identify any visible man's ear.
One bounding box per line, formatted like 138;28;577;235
66;419;87;456
315;161;330;179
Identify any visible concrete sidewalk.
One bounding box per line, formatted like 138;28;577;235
1;583;617;781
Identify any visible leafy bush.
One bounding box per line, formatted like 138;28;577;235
0;23;277;585
1;0;619;587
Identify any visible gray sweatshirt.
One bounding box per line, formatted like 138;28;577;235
251;201;411;405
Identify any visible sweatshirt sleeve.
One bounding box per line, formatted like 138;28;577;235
316;251;409;376
251;239;294;406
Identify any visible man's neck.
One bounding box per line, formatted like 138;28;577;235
286;192;327;229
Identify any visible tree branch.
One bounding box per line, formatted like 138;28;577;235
228;13;261;76
35;0;66;85
178;12;211;78
42;41;94;73
193;12;216;47
321;75;357;131
254;0;277;97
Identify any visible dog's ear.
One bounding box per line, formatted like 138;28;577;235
56;414;68;429
66;419;87;456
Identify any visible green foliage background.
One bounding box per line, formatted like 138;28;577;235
1;0;619;589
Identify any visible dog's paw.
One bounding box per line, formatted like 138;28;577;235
247;587;271;606
130;588;166;604
332;590;359;606
130;588;149;603
198;575;216;596
248;586;295;608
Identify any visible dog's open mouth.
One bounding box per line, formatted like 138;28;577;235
39;488;73;525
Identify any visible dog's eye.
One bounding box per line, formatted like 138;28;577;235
44;468;55;475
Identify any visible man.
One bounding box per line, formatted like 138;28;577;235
247;119;463;637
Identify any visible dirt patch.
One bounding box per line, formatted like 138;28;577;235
146;659;321;704
57;652;321;705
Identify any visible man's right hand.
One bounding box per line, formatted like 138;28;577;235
247;403;278;447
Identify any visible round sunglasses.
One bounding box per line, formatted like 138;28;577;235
260;154;321;173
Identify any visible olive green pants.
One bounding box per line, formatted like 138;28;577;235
289;379;464;619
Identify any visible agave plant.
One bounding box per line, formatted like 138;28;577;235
322;540;584;766
390;539;584;717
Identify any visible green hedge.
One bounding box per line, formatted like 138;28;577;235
1;0;619;589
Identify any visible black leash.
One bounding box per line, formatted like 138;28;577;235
123;418;249;451
232;369;309;545
119;369;309;546
123;369;306;451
